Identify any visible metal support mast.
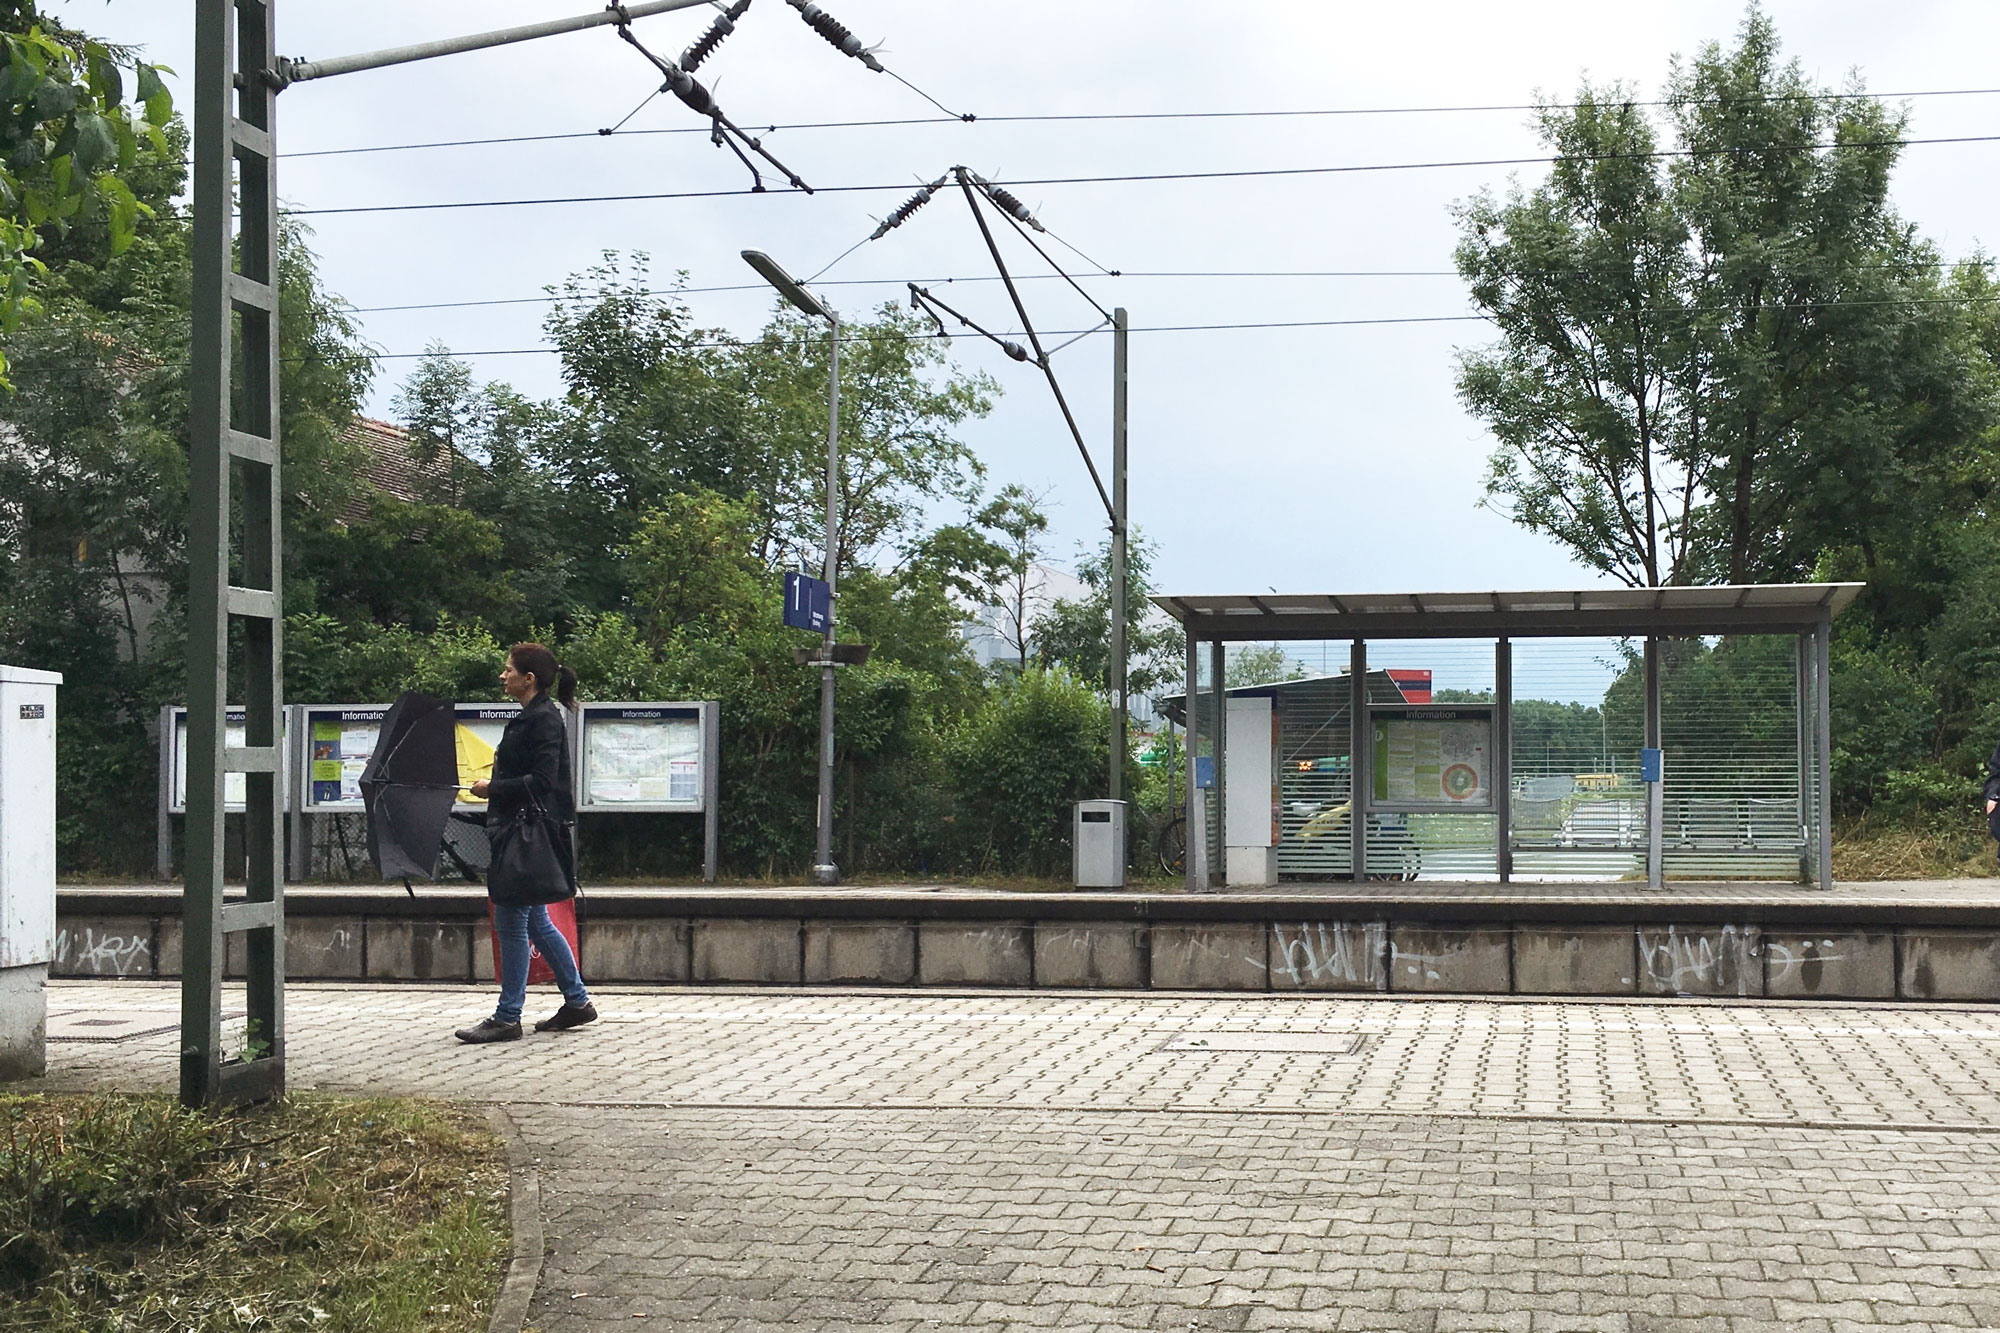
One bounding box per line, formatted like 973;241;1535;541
186;0;285;1106
814;314;841;885
182;0;738;1108
1109;308;1128;800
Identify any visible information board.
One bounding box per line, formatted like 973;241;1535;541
303;706;384;809
577;704;705;812
168;707;289;813
1370;707;1493;810
299;702;520;812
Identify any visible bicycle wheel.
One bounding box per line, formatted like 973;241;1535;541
1156;814;1187;877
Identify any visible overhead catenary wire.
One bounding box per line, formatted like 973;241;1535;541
280;85;2000;158
297;288;2000;363
340;257;2000;315
282;133;2000;216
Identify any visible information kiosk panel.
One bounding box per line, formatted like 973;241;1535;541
577;703;706;812
1369;705;1495;811
299;702;521;812
168;707;289;814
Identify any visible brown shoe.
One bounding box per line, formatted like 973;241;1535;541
455;1017;522;1044
534;1002;598;1033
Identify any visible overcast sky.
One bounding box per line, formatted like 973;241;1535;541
76;1;2000;600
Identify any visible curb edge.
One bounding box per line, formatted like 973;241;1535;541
486;1103;545;1333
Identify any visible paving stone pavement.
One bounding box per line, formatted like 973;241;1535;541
34;982;2000;1329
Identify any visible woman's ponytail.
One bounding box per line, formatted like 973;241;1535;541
508;641;577;708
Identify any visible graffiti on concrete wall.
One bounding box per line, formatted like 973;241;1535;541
1637;925;1757;996
1272;922;1385;989
54;924;154;978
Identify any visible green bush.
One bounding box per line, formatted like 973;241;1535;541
946;668;1107;875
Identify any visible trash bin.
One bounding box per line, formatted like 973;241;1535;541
1073;799;1127;889
0;665;61;1081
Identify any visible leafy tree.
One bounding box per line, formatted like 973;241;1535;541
1227;644;1306;687
1455;8;1995;587
1036;530;1185;704
735;303;997;575
0;5;174;382
946;668;1108;874
621;489;764;640
969;484;1050;670
1456;88;1696;586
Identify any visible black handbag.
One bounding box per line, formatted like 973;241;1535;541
487;796;574;903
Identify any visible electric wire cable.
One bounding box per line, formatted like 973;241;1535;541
283;133;2000;216
338;259;2000;315
280;85;2000;158
294;289;2000;363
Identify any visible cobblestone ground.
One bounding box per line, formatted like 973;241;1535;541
37;983;2000;1330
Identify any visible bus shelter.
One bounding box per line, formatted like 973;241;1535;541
1153;584;1862;892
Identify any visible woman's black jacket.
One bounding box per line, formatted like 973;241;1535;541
485;694;578;905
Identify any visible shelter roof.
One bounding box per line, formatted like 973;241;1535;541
1150;584;1864;641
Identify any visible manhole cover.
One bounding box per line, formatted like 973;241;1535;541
48;1010;243;1043
1159;1032;1364;1055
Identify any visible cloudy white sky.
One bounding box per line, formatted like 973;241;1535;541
77;1;2000;599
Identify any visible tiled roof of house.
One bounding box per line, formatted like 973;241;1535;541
339;417;457;525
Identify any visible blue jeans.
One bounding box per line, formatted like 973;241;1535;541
492;903;589;1024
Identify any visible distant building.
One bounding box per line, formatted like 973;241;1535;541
958;560;1088;670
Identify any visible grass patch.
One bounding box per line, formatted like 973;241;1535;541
1834;816;2000;880
0;1094;508;1332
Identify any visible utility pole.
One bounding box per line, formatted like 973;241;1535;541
744;250;842;885
186;0;285;1109
1109;308;1128;800
183;0;719;1109
816;314;841;884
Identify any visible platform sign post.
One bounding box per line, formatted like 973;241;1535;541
783;572;830;634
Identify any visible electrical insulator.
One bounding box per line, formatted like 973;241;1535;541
787;0;884;72
662;65;719;120
870;174;949;240
959;168;1046;233
681;0;750;73
983;185;1043;232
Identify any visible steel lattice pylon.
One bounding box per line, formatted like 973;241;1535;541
184;0;285;1106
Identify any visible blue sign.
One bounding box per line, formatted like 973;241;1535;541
783;572;830;633
1193;756;1215;789
1640;747;1663;783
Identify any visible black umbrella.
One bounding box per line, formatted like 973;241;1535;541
360;691;460;883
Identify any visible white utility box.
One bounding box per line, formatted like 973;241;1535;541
0;665;60;1080
1073;799;1127;888
1224;695;1280;886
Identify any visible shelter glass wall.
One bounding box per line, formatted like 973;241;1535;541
1509;637;1646;879
1656;635;1805;879
1185;631;1822;884
1360;639;1499;879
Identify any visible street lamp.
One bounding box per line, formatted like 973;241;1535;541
743;249;842;886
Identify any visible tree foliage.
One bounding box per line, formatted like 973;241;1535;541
1456;8;1995;589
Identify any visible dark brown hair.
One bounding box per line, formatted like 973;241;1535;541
509;642;577;708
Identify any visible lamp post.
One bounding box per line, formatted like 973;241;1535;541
743;250;841;885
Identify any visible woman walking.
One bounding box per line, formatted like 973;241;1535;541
455;643;597;1043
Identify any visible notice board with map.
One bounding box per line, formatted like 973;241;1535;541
577;704;707;812
167;706;289;813
1370;706;1494;810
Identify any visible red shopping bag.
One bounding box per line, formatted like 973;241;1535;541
486;898;580;985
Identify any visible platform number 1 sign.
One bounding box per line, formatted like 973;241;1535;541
783;572;831;633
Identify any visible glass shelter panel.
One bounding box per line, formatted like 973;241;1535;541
1362;640;1498;879
1509;637;1647;880
1657;635;1804;879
